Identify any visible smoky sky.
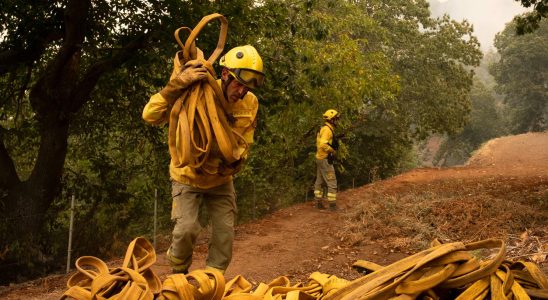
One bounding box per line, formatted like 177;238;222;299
428;0;531;51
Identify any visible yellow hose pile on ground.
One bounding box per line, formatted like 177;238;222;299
61;237;161;299
61;237;547;300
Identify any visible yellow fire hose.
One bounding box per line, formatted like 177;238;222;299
61;237;161;299
62;236;547;300
167;13;248;175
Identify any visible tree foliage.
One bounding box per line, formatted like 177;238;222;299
490;18;548;133
0;0;482;282
514;0;548;34
434;79;508;166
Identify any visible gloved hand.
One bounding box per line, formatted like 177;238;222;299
218;158;245;176
160;60;208;104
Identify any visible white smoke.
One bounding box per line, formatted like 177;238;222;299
428;0;531;52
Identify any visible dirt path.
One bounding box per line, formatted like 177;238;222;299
1;132;547;299
0;198;405;300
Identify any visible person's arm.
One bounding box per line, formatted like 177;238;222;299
142;93;170;125
237;97;259;160
318;127;335;154
241;98;259;146
142;60;207;125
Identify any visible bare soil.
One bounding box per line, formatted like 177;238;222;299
1;132;547;299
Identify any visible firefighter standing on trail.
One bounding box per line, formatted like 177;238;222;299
142;45;265;274
314;109;339;211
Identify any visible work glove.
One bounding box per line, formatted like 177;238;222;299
160;60;208;104
218;158;245;176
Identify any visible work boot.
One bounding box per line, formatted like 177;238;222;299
205;265;225;275
316;199;325;209
167;248;188;274
329;202;337;211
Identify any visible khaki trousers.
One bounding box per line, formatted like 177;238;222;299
314;158;337;202
168;180;237;272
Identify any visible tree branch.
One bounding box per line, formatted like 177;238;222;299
0;127;20;189
0;49;38;77
29;0;91;118
0;31;63;76
14;64;33;127
69;32;154;113
45;0;91;86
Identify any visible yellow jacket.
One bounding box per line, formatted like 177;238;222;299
315;122;335;160
142;79;258;188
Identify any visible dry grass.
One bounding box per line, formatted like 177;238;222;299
338;176;548;260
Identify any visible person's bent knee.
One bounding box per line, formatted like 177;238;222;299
170;218;201;260
172;218;200;237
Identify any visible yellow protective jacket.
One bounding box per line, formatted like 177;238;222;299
315;122;335;160
142;79;258;189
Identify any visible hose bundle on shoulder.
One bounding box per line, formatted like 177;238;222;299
168;13;247;175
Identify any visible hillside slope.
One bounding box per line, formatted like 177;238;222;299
1;132;547;299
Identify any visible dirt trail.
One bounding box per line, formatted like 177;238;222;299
1;132;547;299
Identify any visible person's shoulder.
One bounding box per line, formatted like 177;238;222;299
321;124;334;134
321;123;332;129
243;91;258;103
241;92;259;109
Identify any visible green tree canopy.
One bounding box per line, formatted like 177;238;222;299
514;0;548;34
490;18;548;132
435;79;508;166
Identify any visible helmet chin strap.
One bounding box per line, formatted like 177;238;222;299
221;76;237;124
221;75;234;101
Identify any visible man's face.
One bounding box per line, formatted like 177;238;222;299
222;68;250;103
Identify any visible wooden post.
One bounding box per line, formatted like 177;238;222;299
154;189;158;250
66;194;75;273
252;181;256;220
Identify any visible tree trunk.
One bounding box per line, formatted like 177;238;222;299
5;117;69;235
0;0;151;282
0;0;88;264
0;112;69;282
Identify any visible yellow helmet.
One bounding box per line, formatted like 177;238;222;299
219;45;265;89
323;109;339;121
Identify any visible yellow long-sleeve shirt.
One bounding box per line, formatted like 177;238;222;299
142;79;259;189
315;122;335;160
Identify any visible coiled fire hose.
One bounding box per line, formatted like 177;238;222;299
61;237;161;299
168;13;248;175
62;237;547;300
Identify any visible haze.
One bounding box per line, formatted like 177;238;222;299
428;0;531;51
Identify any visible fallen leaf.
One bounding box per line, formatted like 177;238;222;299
520;231;529;243
532;253;546;264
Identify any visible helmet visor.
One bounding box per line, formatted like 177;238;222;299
230;68;265;89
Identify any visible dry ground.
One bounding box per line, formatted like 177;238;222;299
1;132;547;299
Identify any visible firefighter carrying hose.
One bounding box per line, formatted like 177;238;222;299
314;109;340;211
142;45;265;274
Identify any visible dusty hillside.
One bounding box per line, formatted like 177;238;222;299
1;132;547;299
467;132;548;170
